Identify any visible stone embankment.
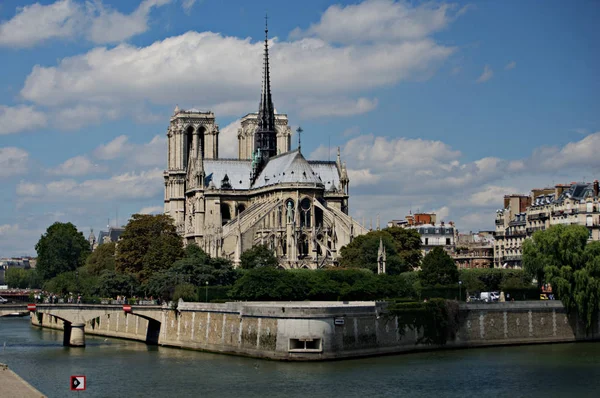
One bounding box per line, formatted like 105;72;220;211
31;301;600;361
0;363;46;398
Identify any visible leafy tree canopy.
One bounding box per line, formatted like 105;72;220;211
526;225;600;330
85;242;116;276
240;244;278;269
384;227;423;269
339;230;408;275
35;222;91;280
523;224;589;287
115;214;184;281
419;247;458;286
6;268;42;289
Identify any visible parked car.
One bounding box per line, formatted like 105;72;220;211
0;296;8;304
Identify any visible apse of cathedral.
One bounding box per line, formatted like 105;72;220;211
163;23;367;268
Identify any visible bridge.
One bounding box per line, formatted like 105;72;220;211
10;304;164;347
0;304;29;317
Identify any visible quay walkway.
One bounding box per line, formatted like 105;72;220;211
0;363;46;398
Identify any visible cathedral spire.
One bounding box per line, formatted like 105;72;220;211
255;14;277;159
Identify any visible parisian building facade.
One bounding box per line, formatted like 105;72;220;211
494;181;600;268
163;25;366;268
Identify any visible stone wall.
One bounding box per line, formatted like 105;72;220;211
30;301;600;361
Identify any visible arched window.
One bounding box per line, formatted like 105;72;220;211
300;198;311;228
184;126;194;167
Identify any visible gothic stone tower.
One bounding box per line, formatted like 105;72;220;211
163;109;219;235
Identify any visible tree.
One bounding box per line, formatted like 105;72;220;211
115;214;184;281
523;224;589;288
419;247;458;286
384;227;423;269
240;244;278;269
526;225;600;330
169;244;236;285
85;242;116;276
6;268;29;289
338;230;407;275
35;222;91;280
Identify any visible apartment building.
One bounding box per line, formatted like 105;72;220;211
494;180;600;268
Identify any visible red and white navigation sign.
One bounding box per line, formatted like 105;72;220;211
70;375;86;391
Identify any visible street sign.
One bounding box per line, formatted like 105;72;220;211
27;303;36;311
70;375;86;391
123;305;132;312
334;317;345;325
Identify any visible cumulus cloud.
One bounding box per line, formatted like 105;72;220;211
0;0;171;48
0;147;29;177
0;105;47;135
93;134;166;166
476;64;493;83
291;0;468;43
19;26;454;130
219;119;242;159
298;97;378;118
139;206;163;214
46;155;105;176
531;131;600;170
17;168;164;201
505;61;516;70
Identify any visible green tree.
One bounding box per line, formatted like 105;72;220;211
339;230;407;274
523;224;589;288
419;247;458;286
527;225;600;330
97;270;139;298
384;227;423;269
85;242;116;276
6;268;29;288
35;222;91;280
170;244;236;285
240;244;278;269
115;214;184;281
173;283;197;302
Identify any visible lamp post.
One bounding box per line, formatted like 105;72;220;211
75;270;79;302
458;280;462;301
205;281;209;303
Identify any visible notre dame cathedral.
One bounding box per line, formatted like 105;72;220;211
163;24;367;268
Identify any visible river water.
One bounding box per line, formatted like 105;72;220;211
1;317;599;398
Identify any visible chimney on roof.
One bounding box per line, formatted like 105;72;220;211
555;184;566;199
594;180;599;197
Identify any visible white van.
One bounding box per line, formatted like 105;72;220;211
480;292;498;303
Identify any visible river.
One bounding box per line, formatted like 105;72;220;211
0;317;599;397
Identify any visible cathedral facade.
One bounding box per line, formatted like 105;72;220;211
163;26;366;268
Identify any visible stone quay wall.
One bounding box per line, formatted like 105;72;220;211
30;301;600;361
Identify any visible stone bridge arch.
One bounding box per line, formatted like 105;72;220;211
32;304;163;347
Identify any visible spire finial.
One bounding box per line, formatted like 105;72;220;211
296;126;303;152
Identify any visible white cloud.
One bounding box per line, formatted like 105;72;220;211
93;135;130;160
20;29;454;129
532;131;600;170
298;97;378;118
0;0;171;48
347;169;381;187
0;105;47;135
0;0;81;47
181;0;197;15
0;147;29;177
219;119;242;159
53;104;119;130
468;185;519;207
505;61;516;70
47;155;105;176
476;64;493;83
139;206;163;214
292;0;466;43
93;134;166;166
17;168;164;201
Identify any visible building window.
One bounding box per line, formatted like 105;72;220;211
446;238;451;245
425;238;429;245
289;338;322;352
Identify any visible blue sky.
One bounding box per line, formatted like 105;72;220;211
0;0;599;256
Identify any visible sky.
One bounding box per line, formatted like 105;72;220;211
0;0;599;256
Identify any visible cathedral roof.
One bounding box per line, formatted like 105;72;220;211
307;161;341;192
204;159;252;190
252;149;323;189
